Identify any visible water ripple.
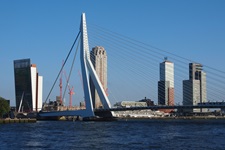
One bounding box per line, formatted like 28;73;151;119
1;120;225;149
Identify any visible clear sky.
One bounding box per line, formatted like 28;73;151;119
1;0;225;106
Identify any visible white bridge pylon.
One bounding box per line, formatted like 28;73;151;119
39;13;112;118
80;13;112;117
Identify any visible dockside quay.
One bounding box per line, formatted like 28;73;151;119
0;118;36;124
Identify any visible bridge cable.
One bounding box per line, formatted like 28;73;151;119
62;39;80;102
42;31;81;109
88;24;225;103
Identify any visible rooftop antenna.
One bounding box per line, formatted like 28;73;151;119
164;57;168;61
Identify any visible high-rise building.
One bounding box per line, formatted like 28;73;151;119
158;58;174;106
183;80;200;111
90;46;108;109
183;63;207;112
14;59;43;112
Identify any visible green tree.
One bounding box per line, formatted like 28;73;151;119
0;97;10;118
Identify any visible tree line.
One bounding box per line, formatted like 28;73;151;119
0;97;10;118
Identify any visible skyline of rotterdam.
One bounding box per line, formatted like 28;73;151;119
157;56;209;112
12;55;209;112
1;1;225;108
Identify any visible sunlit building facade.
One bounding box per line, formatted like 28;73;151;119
158;58;174;106
90;46;107;109
183;63;207;112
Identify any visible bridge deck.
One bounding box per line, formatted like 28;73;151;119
95;105;225;112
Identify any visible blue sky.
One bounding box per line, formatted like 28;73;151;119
1;0;225;106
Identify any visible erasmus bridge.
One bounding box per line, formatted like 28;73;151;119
39;13;225;119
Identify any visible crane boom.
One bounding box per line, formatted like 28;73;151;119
64;71;75;108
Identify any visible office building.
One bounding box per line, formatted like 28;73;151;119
14;59;43;112
90;46;108;109
183;63;207;112
158;58;174;106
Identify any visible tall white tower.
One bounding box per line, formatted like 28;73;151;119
30;64;43;112
160;58;174;88
80;13;112;117
158;58;174;106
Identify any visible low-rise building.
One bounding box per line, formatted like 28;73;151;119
114;101;147;108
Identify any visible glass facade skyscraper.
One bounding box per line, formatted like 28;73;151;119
14;59;43;112
14;59;32;112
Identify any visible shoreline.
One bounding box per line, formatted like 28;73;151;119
117;116;225;121
2;115;225;123
0;118;36;124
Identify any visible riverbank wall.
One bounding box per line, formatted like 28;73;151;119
117;115;225;122
0;118;36;124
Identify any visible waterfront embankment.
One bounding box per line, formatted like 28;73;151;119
117;115;225;122
0;118;36;124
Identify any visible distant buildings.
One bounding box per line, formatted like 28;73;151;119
183;63;207;112
114;101;148;108
114;97;154;108
158;58;174;106
90;46;108;109
14;59;43;112
139;97;154;106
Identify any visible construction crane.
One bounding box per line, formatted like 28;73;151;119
64;71;75;108
68;87;75;108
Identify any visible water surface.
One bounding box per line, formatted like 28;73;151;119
1;120;225;149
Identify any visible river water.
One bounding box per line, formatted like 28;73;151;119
1;119;225;149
